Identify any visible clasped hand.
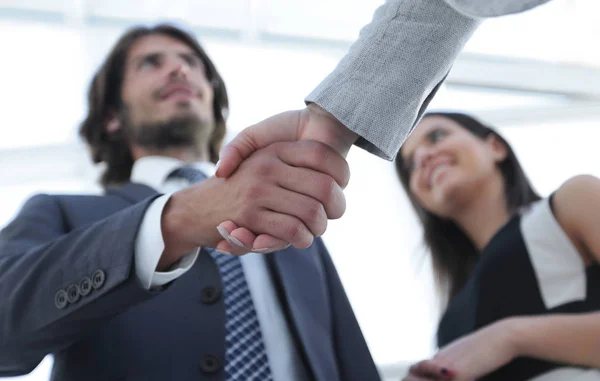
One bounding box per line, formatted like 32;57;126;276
212;104;358;255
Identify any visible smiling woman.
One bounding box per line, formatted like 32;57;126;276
397;112;600;381
397;112;539;301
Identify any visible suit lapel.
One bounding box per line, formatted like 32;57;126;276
270;246;339;381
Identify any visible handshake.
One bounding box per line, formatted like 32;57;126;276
159;104;359;267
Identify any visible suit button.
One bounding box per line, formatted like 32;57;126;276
79;277;92;296
55;289;68;309
200;286;221;305
199;354;221;374
91;270;106;289
66;284;81;303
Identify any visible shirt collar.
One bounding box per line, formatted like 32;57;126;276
130;156;216;190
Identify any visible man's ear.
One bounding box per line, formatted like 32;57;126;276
106;117;120;133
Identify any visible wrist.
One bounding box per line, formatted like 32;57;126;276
498;317;527;358
305;103;358;157
158;189;205;270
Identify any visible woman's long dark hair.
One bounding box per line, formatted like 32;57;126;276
395;112;540;304
79;24;229;186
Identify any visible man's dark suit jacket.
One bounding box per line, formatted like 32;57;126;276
0;182;380;381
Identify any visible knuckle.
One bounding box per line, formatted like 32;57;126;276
320;177;337;204
304;201;326;229
298;235;314;249
270;141;288;153
253;157;277;178
309;141;331;164
341;163;351;187
238;184;266;220
306;200;325;220
236;207;254;225
286;221;311;248
314;218;327;237
245;182;267;200
286;221;303;240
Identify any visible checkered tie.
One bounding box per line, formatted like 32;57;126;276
168;166;273;381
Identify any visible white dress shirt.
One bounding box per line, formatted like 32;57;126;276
132;156;308;381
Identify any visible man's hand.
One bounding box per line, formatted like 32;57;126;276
216;104;358;178
213;104;358;254
157;140;350;269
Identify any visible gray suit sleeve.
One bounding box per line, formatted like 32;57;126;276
445;0;551;17
0;194;158;376
305;0;481;160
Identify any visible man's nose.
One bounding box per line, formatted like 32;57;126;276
169;61;190;79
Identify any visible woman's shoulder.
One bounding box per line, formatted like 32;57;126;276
520;175;600;222
514;176;599;309
553;175;600;211
520;175;600;268
550;175;600;240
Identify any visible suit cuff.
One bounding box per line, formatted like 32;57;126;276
135;194;199;290
305;0;480;160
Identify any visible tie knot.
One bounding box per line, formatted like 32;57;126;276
167;166;208;184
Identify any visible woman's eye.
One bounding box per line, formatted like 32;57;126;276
429;129;447;143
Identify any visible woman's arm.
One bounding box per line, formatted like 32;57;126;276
410;311;600;381
507;174;600;366
407;175;600;381
507;312;600;367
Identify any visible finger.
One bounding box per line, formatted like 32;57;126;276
258;185;328;238
217;221;246;249
216;111;301;178
252;234;290;253
275;140;350;189
431;354;457;379
409;360;452;379
243;210;314;249
228;227;256;249
218;222;289;254
277;165;346;220
228;227;289;253
215;240;246;255
217;220;238;238
215;222;248;255
403;374;440;381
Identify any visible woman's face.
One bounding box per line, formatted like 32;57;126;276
400;116;507;218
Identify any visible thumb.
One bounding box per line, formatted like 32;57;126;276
215;110;303;178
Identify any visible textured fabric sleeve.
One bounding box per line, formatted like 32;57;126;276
305;0;481;160
135;194;199;289
445;0;551;18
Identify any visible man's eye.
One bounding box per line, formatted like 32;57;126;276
183;55;200;67
140;56;159;68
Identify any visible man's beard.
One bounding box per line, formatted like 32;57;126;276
120;107;214;153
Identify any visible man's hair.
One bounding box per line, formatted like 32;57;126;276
79;24;229;186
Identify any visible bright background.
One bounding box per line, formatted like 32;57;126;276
0;0;599;379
